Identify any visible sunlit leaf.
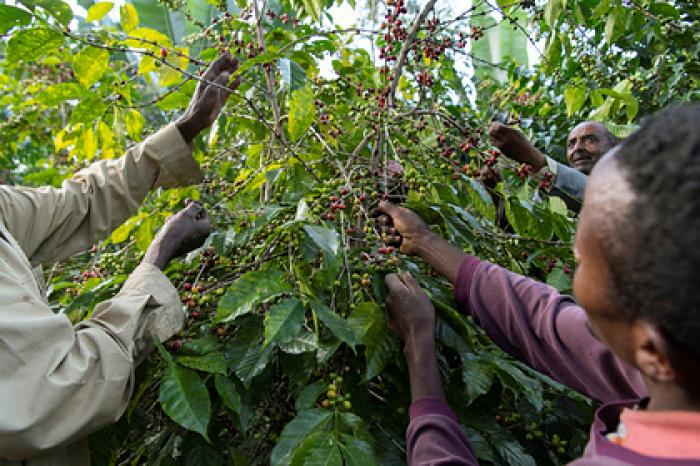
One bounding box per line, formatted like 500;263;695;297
86;2;113;21
73;47;110;89
288;85;315;142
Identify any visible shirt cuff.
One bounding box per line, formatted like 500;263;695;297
544;155;559;176
144;123;203;189
410;398;459;422
454;256;482;311
122;262;184;342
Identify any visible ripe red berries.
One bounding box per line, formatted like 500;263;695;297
160;47;168;58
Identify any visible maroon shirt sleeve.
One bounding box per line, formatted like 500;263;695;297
406;398;478;465
455;256;646;403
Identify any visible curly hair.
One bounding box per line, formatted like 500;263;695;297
605;104;700;360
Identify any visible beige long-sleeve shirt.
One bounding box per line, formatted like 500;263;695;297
0;124;202;464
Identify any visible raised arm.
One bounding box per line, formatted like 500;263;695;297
377;202;645;403
0;53;238;266
0;203;211;459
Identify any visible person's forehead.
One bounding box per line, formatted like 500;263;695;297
569;123;607;141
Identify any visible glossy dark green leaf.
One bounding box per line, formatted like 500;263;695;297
214;374;242;414
310;300;356;349
270;409;333;465
159;362;211;441
216;268;293;322
177;352;228;374
264;298;305;347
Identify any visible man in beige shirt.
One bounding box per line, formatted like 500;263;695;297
0;53;238;465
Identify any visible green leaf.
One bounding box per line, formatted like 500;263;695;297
288;85;315;142
304;224;340;256
70;94;107;125
177;353;228;374
125;108;146;139
347;302;382;343
649;2;680;19
86;2;113;21
22;0;73;25
546;266;572;292
34;83;85;106
131;0;188;44
234;342;274;384
7;27;64;63
279;58;308;92
339;434;378;466
270;409;333;465
300;0;322;21
280;331;319;354
109;213;146;243
563;84;586;117
604;7;622;44
295;380;326;411
74;47;110;88
310;301;356;350
134;215;155;251
181;432;220;466
216;268;293;322
591;0;610;19
364;330;397;381
120;3;139;32
306;438;342;466
214;374;242;414
0;5;32;35
264;298;305;347
488;355;543;411
461;354;495;402
544;0;565;27
159;362;211;441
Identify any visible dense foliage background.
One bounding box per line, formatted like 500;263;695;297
1;0;697;464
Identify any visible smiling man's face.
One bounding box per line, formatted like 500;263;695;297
566;122;616;175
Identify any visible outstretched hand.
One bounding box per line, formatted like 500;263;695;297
375;201;432;255
176;52;240;143
385;271;436;343
488;122;547;171
143;201;212;270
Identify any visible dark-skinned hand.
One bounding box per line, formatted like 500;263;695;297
374;201;431;255
477;164;503;189
175;52;240;143
385;271;436;343
143;201;212;270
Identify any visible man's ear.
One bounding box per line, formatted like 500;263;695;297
632;321;676;383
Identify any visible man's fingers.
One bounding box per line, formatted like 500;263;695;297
183;201;204;217
204;51;235;81
377;200;397;217
385;273;408;294
401;271;421;292
215;71;233;98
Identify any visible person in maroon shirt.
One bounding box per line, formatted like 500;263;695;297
377;104;700;465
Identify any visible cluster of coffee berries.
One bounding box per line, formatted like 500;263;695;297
538;171;555;190
320;374;352;410
379;0;408;63
517;163;534;179
484;148;501;167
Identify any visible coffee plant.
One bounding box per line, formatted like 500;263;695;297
1;0;697;464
